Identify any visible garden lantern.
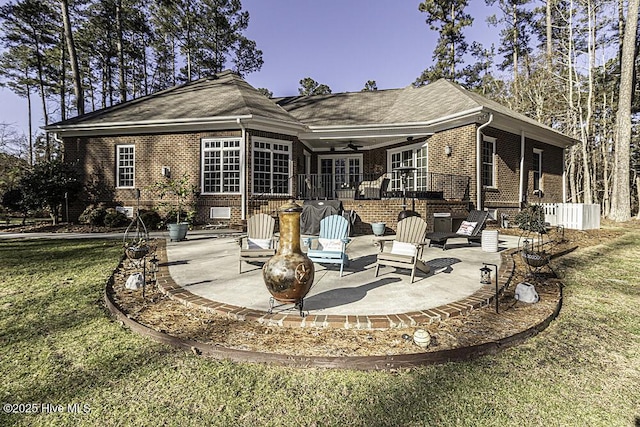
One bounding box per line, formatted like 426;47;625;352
480;263;499;313
480;265;492;284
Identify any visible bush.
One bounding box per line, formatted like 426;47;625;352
78;205;107;226
103;209;128;228
139;209;162;230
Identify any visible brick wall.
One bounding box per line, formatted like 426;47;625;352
63;123;565;226
341;199;469;234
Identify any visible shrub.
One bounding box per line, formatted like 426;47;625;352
103;209;128;228
78;205;107;226
139;209;162;230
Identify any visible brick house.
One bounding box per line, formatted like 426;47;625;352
46;70;577;233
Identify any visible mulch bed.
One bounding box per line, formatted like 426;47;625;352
107;226;621;358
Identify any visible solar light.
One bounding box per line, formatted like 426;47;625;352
480;263;499;313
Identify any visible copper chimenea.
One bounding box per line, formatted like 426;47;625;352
262;200;315;316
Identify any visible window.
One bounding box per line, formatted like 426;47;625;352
253;139;291;195
202;138;241;194
533;148;543;191
388;143;428;191
481;137;496;187
117;145;135;188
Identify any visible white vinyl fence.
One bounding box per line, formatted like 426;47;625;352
537;203;600;230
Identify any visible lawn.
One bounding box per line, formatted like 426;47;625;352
0;232;639;427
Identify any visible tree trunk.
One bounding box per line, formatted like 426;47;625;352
59;26;66;121
569;146;577;203
609;0;638;221
116;0;126;102
636;176;640;218
60;0;84;116
546;0;553;67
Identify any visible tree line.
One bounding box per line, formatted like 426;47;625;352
0;0;263;162
1;0;639;222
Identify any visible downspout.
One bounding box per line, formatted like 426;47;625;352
518;130;525;209
476;113;493;210
51;132;64;159
237;118;247;221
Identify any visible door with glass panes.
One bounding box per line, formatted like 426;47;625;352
318;156;362;199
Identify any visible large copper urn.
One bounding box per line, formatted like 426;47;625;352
262;200;314;315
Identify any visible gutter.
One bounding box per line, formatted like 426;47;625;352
476;113;494;210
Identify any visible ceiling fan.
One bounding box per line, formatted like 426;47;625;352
344;142;363;151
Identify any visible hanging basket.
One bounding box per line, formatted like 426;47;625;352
125;245;150;260
521;251;549;268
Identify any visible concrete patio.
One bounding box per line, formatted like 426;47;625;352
160;230;520;328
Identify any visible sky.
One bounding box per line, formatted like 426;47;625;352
0;0;499;137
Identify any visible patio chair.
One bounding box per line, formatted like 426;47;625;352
426;210;490;250
237;213;278;273
304;214;350;277
359;174;390;199
374;216;430;283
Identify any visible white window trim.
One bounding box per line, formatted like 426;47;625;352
201;137;243;195
386;141;428;191
252;137;293;196
482;136;497;189
317;153;364;174
116;144;135;189
533;148;543;192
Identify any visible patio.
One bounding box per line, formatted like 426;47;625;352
158;230;520;329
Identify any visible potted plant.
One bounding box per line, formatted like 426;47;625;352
149;173;197;241
513;204;549;267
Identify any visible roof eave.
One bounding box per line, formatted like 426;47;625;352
487;111;578;148
301;107;484;141
45;115;304;138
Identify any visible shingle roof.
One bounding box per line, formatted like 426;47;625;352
50;70;301;127
276;79;527;127
47;71;574;147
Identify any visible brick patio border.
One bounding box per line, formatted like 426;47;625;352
153;240;516;330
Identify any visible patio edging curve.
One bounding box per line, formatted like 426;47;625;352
104;271;563;370
152;240;517;330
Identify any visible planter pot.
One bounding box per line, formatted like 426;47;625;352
168;222;189;242
371;222;386;236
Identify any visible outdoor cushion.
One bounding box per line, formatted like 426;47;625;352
390;241;417;257
318;238;343;252
456;221;477;236
248;238;272;249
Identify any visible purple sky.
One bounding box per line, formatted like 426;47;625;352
0;0;498;137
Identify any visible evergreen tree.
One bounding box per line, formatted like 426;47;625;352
298;77;331;96
485;0;535;85
415;0;473;86
362;80;377;91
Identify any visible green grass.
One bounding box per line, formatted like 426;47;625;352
1;233;639;427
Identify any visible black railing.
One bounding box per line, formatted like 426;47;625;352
247;175;297;217
297;172;469;201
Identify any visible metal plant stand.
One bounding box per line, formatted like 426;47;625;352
518;233;556;282
123;190;157;297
